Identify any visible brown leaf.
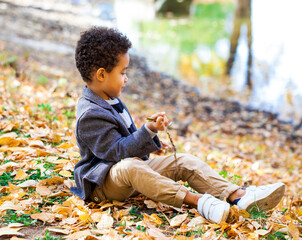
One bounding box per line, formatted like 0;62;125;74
144;200;157;209
147;227;168;240
47;228;70;235
38;176;64;186
36;184;52;196
0;227;24;237
31;212;56;222
0;201;20;212
65;230;92;240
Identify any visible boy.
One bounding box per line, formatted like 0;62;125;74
71;26;285;224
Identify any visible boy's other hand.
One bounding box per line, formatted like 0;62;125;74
161;140;172;150
146;112;169;132
152;140;172;155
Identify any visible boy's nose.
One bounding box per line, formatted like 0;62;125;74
124;75;128;83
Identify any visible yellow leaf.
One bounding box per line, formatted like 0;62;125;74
59;170;72;177
52;134;62;144
0;137;21;147
287;222;299;240
170;213;188;227
57;142;74;149
296;208;302;216
52;206;72;217
150;214;164;225
255;229;270;236
79;212;90;222
239;209;250;218
14;169;28;180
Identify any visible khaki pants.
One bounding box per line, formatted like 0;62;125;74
91;153;239;208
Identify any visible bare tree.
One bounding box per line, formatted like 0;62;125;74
226;0;253;88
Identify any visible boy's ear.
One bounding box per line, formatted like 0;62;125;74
96;68;106;81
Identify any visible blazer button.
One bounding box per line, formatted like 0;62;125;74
94;197;99;202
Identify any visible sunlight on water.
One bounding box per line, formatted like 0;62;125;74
243;0;302;123
112;0;302;124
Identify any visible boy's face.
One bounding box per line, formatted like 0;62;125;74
99;53;129;100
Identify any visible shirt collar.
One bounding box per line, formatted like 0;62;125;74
82;85;112;110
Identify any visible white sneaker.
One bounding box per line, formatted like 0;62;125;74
197;193;230;224
237;183;285;211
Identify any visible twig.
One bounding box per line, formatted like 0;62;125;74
146;117;178;171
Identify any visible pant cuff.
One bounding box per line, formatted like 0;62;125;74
174;185;189;208
221;184;240;198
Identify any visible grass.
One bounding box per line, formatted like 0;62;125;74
35;230;63;240
265;231;287;240
248;205;268;219
2;209;38;226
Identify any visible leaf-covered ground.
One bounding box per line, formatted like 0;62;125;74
0;52;301;240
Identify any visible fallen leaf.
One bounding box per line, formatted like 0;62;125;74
0;227;24;237
287;222;299;240
17;180;37;188
91;212;104;223
144;200;157;209
96;213;114;230
59;170;72;177
14;169;28;180
187;216;207;228
147;227;168;240
170;213;188;227
29;140;45;148
255;229;270;236
0;201;20;211
47;228;70;235
57;142;74;149
65;230;92;240
36;184;52;196
31;212;56;222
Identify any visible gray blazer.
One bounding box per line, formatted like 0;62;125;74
70;86;161;200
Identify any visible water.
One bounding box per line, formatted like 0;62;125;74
109;0;302;124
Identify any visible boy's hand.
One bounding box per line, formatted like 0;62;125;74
146;112;169;132
152;140;172;155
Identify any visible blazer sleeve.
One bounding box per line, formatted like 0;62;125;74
77;109;161;163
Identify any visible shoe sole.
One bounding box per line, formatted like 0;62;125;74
245;184;285;212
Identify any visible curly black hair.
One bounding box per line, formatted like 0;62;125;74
75;26;132;83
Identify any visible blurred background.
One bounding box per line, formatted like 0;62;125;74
1;0;302;125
